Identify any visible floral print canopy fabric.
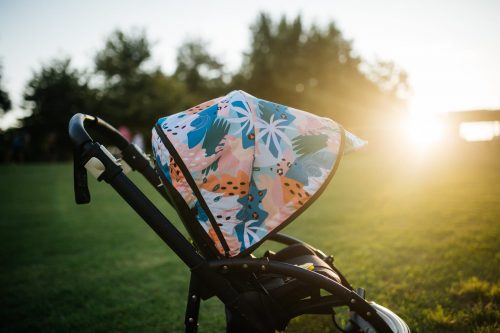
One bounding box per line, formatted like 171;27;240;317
152;90;365;257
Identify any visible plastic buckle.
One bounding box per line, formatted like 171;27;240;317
81;143;123;183
84;145;119;179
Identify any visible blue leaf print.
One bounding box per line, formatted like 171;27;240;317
228;100;255;149
234;180;269;250
187;104;218;148
285;151;335;186
258;100;296;126
235;219;267;251
256;101;297;158
194;201;209;223
236;181;268;223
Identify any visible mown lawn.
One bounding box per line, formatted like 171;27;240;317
1;143;499;332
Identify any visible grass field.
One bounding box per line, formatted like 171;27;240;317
1;143;499;332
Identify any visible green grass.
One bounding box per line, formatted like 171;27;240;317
1;143;499;332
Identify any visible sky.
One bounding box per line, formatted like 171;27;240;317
1;0;499;129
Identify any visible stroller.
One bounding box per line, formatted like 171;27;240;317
69;90;410;332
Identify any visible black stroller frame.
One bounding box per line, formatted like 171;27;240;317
69;113;407;333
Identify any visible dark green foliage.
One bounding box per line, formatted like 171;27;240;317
95;29;151;81
22;58;96;159
0;63;11;113
94;29;189;130
234;13;409;128
97;69;188;129
5;12;409;161
174;40;226;103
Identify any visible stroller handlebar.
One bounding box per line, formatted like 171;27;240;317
68;113;129;150
68;113;169;206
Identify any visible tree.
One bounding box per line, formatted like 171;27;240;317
235;14;304;102
22;58;95;159
362;59;411;101
0;63;12;114
235;13;409;130
95;29;151;83
174;39;227;102
95;29;188;129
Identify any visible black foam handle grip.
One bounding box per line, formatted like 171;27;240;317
73;146;90;204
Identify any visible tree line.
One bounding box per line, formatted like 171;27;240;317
0;13;409;162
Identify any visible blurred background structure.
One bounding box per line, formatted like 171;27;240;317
0;1;499;333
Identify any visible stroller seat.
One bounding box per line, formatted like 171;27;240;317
222;243;345;332
260;243;342;304
266;243;341;284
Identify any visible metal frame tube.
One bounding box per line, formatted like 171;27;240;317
108;171;205;269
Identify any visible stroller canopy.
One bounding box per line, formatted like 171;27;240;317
152;90;365;257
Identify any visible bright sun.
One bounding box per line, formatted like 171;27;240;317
404;112;444;149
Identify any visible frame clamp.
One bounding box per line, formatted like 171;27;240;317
121;144;151;172
82;143;123;183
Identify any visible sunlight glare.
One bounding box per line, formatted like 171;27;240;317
405;112;444;149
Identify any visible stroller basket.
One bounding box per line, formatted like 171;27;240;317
69;90;410;333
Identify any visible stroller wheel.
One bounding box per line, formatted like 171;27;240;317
345;302;410;333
